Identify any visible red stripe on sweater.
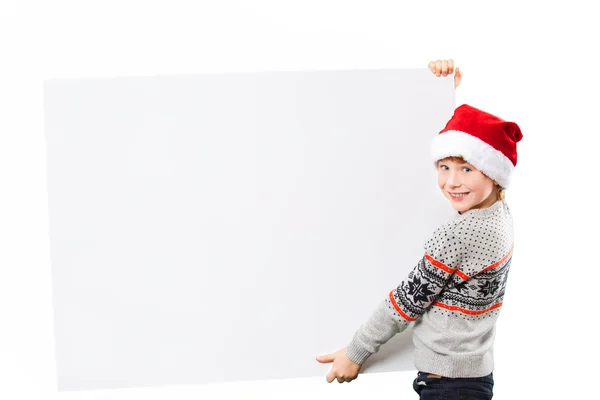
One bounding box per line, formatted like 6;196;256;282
453;245;515;280
389;290;417;321
456;270;470;280
432;301;503;315
424;254;456;274
480;245;514;274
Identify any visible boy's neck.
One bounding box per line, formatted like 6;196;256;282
459;192;500;215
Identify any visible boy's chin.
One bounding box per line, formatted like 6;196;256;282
448;201;471;213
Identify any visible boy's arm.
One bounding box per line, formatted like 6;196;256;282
344;229;465;365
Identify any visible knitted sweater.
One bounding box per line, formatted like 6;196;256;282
345;200;514;378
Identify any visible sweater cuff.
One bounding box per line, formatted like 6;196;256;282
344;337;373;366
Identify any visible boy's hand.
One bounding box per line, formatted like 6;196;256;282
428;58;462;88
316;349;361;383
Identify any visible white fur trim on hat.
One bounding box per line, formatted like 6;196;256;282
431;130;514;188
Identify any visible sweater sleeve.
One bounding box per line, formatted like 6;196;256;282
344;229;465;365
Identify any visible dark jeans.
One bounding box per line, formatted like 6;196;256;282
412;371;494;399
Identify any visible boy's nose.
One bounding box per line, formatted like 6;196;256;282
447;172;459;186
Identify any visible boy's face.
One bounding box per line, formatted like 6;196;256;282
437;157;497;213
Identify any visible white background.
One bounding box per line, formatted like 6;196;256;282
1;1;598;399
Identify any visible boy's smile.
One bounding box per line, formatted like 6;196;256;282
448;192;470;201
437;157;497;213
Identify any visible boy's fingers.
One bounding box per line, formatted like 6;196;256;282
326;370;336;383
441;60;449;76
435;59;442;76
316;354;334;363
337;377;344;383
428;61;436;73
448;59;455;73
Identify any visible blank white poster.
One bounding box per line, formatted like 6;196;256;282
43;69;456;391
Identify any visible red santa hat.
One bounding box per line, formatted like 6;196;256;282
430;104;523;188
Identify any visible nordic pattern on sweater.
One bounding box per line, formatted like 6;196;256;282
344;200;514;377
392;219;512;322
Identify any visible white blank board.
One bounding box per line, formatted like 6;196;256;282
44;69;456;391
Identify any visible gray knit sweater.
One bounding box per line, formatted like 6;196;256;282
345;200;514;378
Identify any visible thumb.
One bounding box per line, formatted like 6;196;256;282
454;67;462;88
326;369;336;383
316;353;335;363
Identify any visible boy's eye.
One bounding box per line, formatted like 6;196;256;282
463;167;471;172
439;165;449;170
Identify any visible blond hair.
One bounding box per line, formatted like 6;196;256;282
438;156;505;201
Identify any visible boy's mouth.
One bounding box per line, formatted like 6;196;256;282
449;192;470;199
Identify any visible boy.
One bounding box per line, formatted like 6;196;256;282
316;59;523;399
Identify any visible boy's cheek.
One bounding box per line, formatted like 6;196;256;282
437;175;446;187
